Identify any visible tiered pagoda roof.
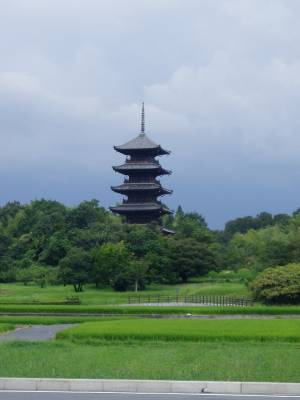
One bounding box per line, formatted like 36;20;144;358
110;104;173;224
113;161;171;176
114;135;170;156
112;182;172;195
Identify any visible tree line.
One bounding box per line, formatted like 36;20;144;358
0;200;217;291
0;199;299;302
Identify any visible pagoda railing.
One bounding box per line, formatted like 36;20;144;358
125;158;160;165
128;295;253;307
123;179;160;184
122;199;162;205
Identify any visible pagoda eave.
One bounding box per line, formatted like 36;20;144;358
112;164;171;176
114;146;170;157
111;184;172;196
110;207;173;217
110;203;161;213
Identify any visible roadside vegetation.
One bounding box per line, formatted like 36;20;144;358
0;340;298;382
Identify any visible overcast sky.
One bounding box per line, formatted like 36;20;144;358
1;0;300;228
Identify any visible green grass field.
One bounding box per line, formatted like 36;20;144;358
0;323;14;334
0;303;300;315
0;282;250;305
0;280;298;382
1;318;299;382
0;282;298;383
57;318;300;342
0;340;299;382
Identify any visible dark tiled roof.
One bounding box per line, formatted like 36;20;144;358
110;202;172;214
111;202;161;212
113;162;171;175
114;134;170;155
111;183;172;195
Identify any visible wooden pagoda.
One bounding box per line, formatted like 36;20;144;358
110;104;173;224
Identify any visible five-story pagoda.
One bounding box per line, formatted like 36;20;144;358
110;104;172;224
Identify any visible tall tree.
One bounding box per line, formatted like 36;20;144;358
92;241;133;289
59;247;92;292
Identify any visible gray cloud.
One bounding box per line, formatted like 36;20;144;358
1;0;300;227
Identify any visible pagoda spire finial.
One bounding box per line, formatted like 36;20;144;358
141;102;145;135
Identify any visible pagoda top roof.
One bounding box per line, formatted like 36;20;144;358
114;134;170;156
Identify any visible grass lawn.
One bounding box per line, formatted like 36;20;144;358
58;318;300;342
0;323;14;334
0;340;299;382
0;281;250;305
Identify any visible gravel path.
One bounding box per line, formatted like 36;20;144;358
0;324;74;341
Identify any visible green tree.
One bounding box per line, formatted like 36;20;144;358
67;199;107;229
167;238;216;282
38;232;71;265
126;259;149;292
0;201;24;227
124;224;161;258
59;247;92;292
92;241;133;290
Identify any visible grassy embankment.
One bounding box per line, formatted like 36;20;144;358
0;282;250;304
0;318;299;382
0;304;300;319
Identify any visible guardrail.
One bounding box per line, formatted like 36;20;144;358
128;295;253;307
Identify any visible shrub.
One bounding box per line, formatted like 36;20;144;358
250;264;300;304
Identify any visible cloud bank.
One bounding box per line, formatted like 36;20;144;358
1;0;300;227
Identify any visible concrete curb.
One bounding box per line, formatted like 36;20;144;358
0;378;299;395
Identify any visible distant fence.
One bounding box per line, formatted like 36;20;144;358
128;295;253;307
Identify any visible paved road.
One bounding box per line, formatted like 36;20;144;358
0;393;299;400
0;325;74;341
0;394;298;400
